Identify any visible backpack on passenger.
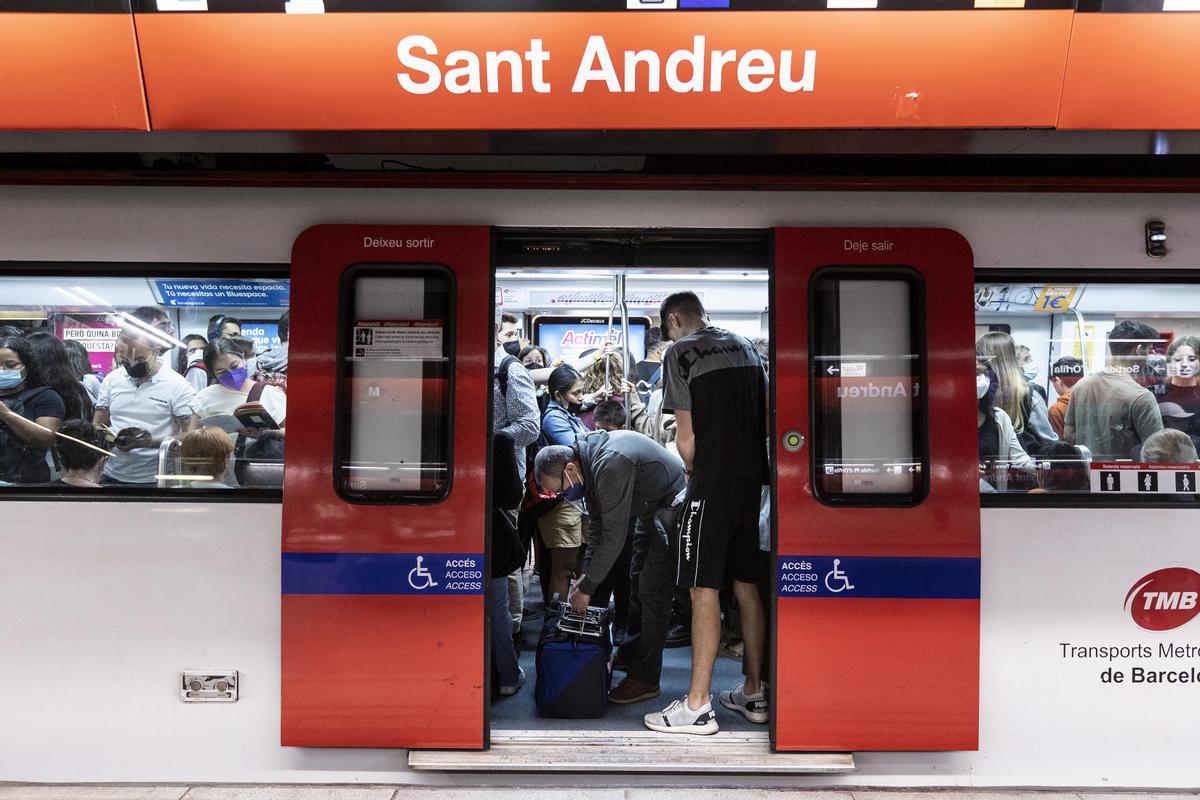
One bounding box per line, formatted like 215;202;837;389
535;600;612;719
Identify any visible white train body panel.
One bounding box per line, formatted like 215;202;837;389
1;186;1198;786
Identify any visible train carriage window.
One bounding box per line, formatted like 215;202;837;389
975;279;1200;499
810;268;928;505
0;273;289;495
335;265;453;504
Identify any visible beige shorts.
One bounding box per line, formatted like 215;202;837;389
537;501;583;550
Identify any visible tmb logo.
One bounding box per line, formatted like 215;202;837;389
1124;568;1200;631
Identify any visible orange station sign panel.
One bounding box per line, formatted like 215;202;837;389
1059;13;1200;131
0;13;148;131
134;10;1075;131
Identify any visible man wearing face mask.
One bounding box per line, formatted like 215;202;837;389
535;430;686;706
494;311;539;476
497;312;523;359
1064;319;1165;462
94;325;198;485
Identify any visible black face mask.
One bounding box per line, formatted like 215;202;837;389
125;361;150;379
502;340;521;357
567;401;584;414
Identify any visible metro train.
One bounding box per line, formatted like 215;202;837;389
2;186;1199;788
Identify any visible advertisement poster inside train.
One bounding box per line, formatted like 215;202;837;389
533;316;649;363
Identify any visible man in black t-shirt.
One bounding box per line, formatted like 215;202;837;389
642;291;769;736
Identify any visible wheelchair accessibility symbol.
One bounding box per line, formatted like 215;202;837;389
824;559;855;593
407;556;439;591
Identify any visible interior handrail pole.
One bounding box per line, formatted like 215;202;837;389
618;273;632;428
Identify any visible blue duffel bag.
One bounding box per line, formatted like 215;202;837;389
534;602;612;719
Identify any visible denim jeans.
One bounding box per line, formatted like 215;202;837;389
489;576;522;687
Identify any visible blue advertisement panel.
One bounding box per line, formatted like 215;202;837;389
154;278;290;308
239;321;280;356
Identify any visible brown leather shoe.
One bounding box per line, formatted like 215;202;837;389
608;676;661;705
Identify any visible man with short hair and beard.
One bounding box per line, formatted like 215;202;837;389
1064;319;1164;462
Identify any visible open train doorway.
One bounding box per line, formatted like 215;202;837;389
487;230;774;744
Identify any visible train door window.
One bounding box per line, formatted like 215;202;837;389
974;279;1200;499
810;268;927;505
335;265;454;503
0;272;288;495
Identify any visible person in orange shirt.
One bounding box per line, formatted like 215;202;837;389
1048;356;1084;439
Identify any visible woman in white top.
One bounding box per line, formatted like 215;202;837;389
977;355;1035;492
191;339;286;487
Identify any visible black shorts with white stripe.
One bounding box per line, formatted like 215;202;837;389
674;481;761;590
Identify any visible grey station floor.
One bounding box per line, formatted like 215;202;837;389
2;789;1197;799
490;574;760;733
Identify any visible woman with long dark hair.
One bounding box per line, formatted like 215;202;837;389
537;364;589;600
25;331;93;422
191;338;286;487
62;338;102;405
0;336;66;484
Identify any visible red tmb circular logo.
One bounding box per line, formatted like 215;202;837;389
1125;568;1200;632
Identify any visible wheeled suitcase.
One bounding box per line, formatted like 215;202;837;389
534;601;612;718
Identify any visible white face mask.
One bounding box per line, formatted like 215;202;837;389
976;374;991;400
1022;365;1039;381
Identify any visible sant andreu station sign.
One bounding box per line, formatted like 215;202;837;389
0;0;1198;130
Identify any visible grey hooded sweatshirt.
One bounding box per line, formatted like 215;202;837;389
574;430;686;596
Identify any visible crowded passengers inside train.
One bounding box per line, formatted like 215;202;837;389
0;277;289;490
2;276;1197;496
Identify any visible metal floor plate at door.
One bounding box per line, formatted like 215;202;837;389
407;730;855;773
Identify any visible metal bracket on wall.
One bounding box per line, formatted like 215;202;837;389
180;670;238;702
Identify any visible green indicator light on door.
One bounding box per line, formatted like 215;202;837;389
782;431;805;453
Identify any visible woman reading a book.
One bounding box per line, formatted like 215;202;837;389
191;339;286;486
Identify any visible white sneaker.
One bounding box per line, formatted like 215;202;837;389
498;666;525;697
644;695;719;735
719;680;768;723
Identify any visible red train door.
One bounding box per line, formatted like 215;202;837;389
282;225;491;748
772;228;980;751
